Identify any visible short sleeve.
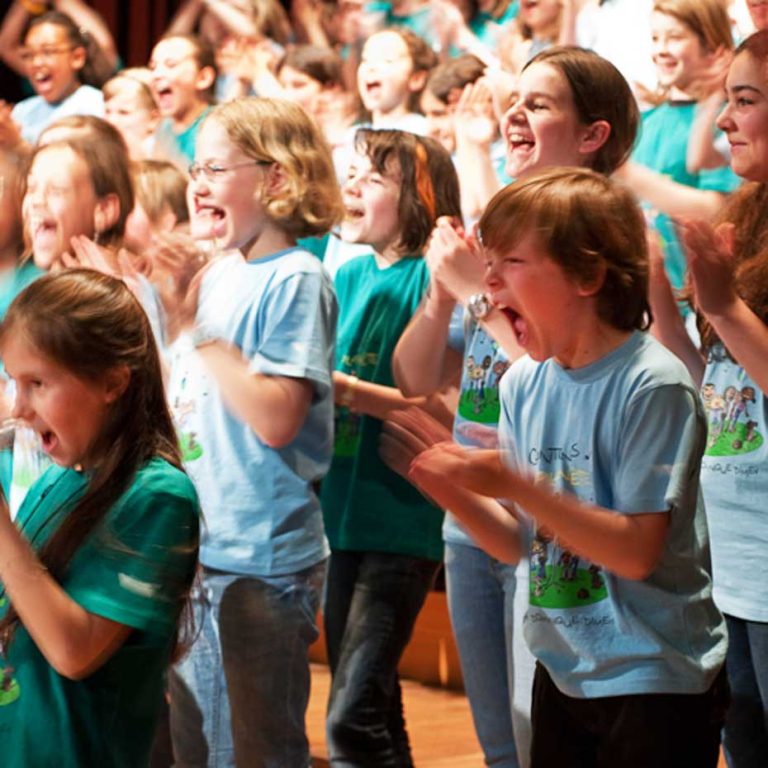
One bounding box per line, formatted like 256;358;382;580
65;468;200;635
613;383;706;515
248;270;336;395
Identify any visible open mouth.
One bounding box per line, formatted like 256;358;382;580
507;133;535;153
40;429;57;454
192;203;226;238
499;306;529;345
343;206;365;221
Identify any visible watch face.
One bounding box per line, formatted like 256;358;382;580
469;293;490;319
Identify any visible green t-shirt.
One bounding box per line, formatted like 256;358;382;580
632;100;741;292
0;458;200;768
321;254;444;561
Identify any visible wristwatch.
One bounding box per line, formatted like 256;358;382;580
467;293;492;321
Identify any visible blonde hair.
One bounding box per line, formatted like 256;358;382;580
653;0;734;53
205;98;343;238
132;159;189;226
103;74;158;112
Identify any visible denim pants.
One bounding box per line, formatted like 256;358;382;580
723;613;768;768
168;561;326;768
323;550;439;767
445;542;534;768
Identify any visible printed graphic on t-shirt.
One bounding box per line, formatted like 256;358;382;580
457;338;510;424
333;351;379;458
171;367;208;463
701;377;762;457
529;531;608;609
524;440;608;609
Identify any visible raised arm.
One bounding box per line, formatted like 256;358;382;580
54;0;118;73
0;1;32;76
683;218;768;393
0;508;132;680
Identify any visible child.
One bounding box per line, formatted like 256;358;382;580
356;27;435;133
619;0;740;293
103;73;160;160
392;167;728;767
7;10;105;146
0;268;199;767
650;29;768;765
390;47;640;768
125;159;189;257
321;128;460;766
148;33;217;166
157;97;342;766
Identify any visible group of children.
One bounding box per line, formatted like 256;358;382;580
0;1;766;767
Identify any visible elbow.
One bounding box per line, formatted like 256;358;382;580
617;554;660;581
260;425;299;449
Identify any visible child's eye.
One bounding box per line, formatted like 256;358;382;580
735;97;754;107
207;164;228;177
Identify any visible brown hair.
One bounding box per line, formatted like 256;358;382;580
206;98;343;238
156;33;218;103
132;159;189;227
0;147;30;261
652;0;734;54
29;121;134;250
523;47;639;175
26;11;115;88
426;54;486;104
478;167;651;332
353;128;461;255
277;44;343;89
0;269;196;658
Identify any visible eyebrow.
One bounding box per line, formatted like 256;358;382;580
728;84;763;96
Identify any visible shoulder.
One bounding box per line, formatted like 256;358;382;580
619;333;698;395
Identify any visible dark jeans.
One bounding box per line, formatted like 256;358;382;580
723;613;768;768
323;550;439;768
530;662;728;768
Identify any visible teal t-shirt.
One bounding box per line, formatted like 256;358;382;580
632;101;741;292
0;458;200;767
156;105;213;164
321;254;444;561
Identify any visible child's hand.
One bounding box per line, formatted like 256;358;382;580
410;444;519;499
150;233;211;339
379;407;453;480
0;102;22;150
455;79;498;150
425;216;485;303
681;219;738;318
63;235;121;276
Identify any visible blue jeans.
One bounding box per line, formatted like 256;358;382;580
323;550;439;767
169;562;326;768
445;542;533;768
724;614;768;768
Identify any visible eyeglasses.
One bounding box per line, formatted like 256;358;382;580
188;160;272;182
19;46;75;64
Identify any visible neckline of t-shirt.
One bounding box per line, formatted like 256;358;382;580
550;330;643;384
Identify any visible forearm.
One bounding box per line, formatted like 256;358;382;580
414;474;521;563
0;1;31;74
0;516;129;679
707;298;768;393
510;475;669;580
617;162;725;219
392;294;456;395
336;372;433;422
54;0;118;67
454;140;502;219
195;340;312;448
166;0;204;34
202;0;258;37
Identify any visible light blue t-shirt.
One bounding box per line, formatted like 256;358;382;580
167;250;337;576
12;84;104;144
499;331;726;698
444;307;510;546
699;344;768;622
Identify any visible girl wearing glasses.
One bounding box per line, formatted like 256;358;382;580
155;97;343;767
5;11;106;146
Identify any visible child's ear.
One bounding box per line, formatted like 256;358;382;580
195;66;216;96
578;120;612;157
103;364;131;404
93;193;121;239
408;69;429;95
70;45;87;74
264;163;287;197
577;261;607;297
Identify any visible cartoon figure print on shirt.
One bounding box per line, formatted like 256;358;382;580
170;351;210;463
458;333;510;424
702;348;763;457
525;443;608;610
